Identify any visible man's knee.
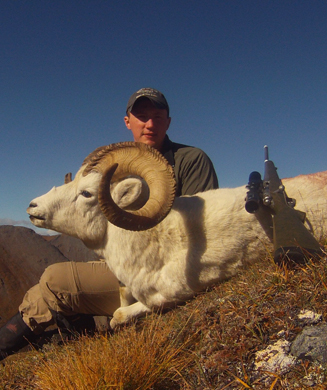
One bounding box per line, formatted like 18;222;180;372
39;262;76;313
40;263;73;293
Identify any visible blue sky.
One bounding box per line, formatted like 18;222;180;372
1;1;327;234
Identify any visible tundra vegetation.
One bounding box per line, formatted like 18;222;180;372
1;246;327;389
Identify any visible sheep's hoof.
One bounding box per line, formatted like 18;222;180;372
110;309;127;330
110;317;120;330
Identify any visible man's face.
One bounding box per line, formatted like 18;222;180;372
124;98;171;151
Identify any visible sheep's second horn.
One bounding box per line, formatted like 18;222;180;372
84;142;176;231
64;172;72;184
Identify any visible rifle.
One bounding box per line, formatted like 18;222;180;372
245;145;322;265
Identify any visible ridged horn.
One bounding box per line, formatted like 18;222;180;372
84;142;176;231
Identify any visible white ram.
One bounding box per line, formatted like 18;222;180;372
27;142;327;328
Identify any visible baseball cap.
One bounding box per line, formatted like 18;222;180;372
126;88;169;115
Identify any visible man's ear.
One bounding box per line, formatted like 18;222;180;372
124;115;131;130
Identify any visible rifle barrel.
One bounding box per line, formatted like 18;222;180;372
264;145;269;162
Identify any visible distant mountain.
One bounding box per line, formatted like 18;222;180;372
0;226;98;327
45;234;99;263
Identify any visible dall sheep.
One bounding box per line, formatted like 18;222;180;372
27;142;327;328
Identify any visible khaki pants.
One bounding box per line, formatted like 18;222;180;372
19;261;120;333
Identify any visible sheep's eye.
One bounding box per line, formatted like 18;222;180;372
81;190;92;198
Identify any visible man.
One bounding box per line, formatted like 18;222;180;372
0;88;218;360
125;88;218;196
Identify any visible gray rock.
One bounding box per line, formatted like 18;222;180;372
291;323;327;363
0;226;69;326
0;226;99;327
48;234;99;263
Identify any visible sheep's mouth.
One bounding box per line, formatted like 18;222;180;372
29;215;45;222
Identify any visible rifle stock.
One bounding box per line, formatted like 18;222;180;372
246;146;322;265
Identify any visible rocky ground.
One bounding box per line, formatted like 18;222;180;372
0;225;98;327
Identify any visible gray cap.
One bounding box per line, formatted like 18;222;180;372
126;88;169;115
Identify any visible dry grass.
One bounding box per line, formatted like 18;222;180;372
33;314;196;390
1;245;327;389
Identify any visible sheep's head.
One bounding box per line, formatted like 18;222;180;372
86;142;176;230
27;142;176;246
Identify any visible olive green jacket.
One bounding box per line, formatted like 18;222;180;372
162;136;219;196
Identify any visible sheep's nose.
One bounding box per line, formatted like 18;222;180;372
28;202;37;208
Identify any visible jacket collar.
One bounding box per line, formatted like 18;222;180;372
161;135;175;168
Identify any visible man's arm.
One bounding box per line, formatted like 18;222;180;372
177;148;218;196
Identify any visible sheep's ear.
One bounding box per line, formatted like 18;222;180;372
111;177;149;211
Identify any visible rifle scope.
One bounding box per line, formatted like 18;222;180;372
245;171;262;213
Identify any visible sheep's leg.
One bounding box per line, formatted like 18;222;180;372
110;302;152;329
119;284;137;307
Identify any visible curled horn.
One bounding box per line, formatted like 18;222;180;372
84;142;176;231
